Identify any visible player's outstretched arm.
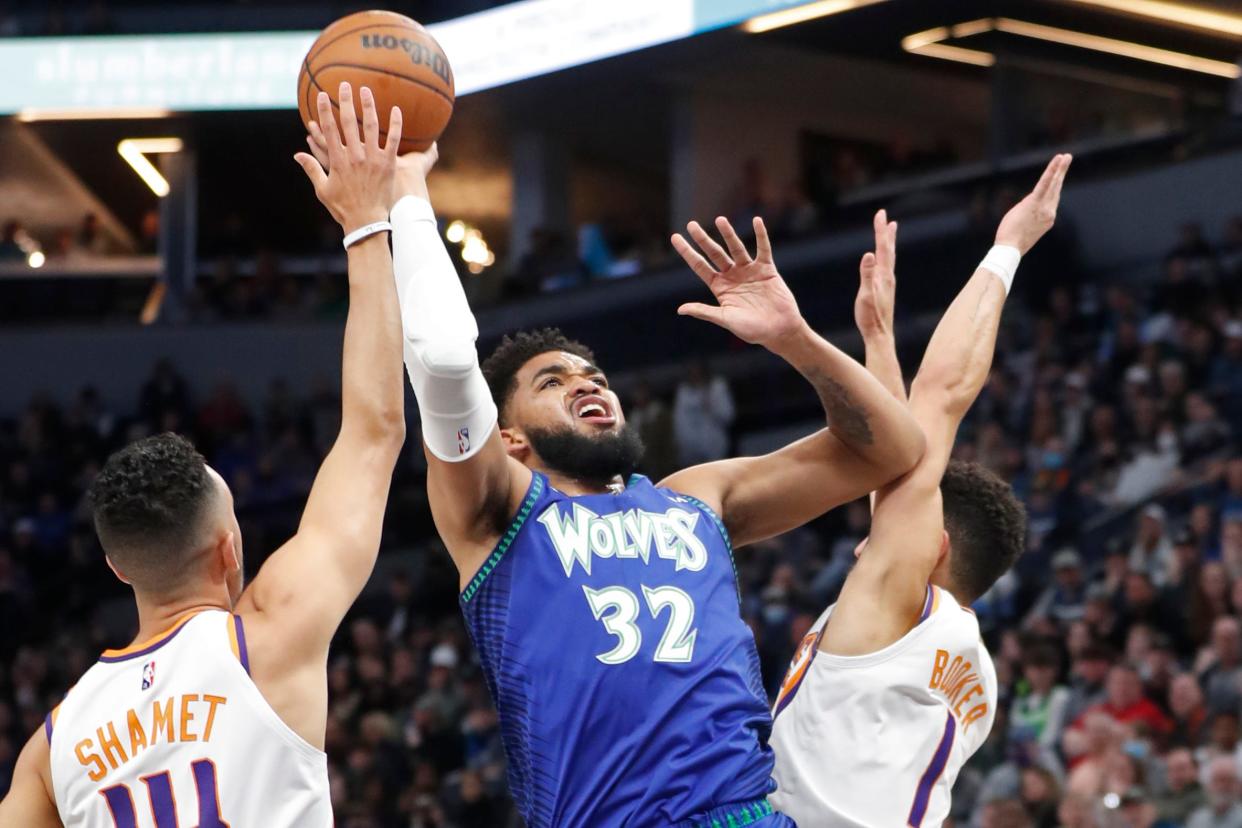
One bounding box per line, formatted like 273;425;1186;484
823;154;1072;655
303;116;528;585
383;144;530;585
237;84;406;646
0;729;61;826
660;216;925;547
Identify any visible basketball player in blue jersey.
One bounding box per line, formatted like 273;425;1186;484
769;155;1072;827
0;85;424;827
347;124;926;821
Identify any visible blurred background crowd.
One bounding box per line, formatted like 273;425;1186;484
3;0;1242;825
0;206;1238;826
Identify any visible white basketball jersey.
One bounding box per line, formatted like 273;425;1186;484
46;609;331;828
769;585;997;828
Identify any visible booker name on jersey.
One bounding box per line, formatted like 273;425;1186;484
769;585;997;828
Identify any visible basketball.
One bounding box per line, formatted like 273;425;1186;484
297;10;454;153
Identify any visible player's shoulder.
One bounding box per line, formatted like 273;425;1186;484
924;586;984;637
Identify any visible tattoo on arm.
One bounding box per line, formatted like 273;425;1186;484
808;369;874;446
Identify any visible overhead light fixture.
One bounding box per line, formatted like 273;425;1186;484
117;138;184;197
902;22;996;66
741;0;888;34
903;17;1241;78
995;18;1240;78
1063;0;1242;38
17;107;172;122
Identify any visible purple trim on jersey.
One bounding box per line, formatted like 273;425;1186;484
917;586;935;623
98;622;192;663
43;712;53;743
907;711;956;827
233;614;251;675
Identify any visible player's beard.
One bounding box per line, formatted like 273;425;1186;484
525;424;645;486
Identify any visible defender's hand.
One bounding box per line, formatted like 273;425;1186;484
855;209;898;341
295;83;401;231
307;127;438;207
671;216;804;350
995;153;1072;255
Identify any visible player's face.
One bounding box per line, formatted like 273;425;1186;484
508;351;626;437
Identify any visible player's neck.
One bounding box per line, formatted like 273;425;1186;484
130;588;231;645
540;468;626;496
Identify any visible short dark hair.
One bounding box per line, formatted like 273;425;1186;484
481;328;597;425
90;433;215;590
942;460;1027;603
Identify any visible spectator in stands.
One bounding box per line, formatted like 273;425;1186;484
1156;748;1207;825
74;212;109;257
1009;644;1071;772
672;358;734;467
626;380;677;482
1197;617;1242;715
0;221;24;261
1070;664;1172;740
1026;548;1087;627
1188;756;1242;828
1130;505;1174;586
1169;671;1211;748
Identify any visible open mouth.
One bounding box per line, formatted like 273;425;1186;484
572;395;616;425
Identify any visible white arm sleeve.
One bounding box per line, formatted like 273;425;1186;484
390;195;498;462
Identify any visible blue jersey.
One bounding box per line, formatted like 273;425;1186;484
460;472;783;827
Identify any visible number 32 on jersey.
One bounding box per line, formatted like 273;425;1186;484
583;585;698;665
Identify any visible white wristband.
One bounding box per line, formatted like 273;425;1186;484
978;244;1021;295
343;220;392;250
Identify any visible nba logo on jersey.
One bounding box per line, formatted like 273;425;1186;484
457;427;470;455
141;661;155;691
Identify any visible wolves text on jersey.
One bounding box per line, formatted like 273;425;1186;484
537;503;709;577
928;649;988;731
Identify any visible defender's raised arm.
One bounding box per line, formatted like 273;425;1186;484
662;216;925;547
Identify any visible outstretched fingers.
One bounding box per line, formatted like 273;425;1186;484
359;86;380;149
384;106;403;156
337;82;362;153
873;209;897;271
753;216;773;263
671;233;718;286
714;216;751;265
1046;153;1072;205
315;91;344;166
687;221;733;271
294;152;328;191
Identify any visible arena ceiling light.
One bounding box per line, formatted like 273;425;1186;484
17;107;172;122
741;0;889;34
117;138;183;198
902;18;1241;79
1062;0;1242;38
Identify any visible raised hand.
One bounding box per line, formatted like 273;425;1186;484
306;118;437;207
294;82;401;230
995;153;1072;255
671;216;804;350
855;209;898;341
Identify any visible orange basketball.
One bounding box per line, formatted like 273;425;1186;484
297;10;454;153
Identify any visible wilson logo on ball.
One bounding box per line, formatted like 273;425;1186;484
359;34;451;84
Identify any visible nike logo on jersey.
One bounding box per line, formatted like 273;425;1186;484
536;503;708;577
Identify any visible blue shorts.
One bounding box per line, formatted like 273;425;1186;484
678;796;798;828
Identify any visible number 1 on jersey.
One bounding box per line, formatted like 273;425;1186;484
101;759;229;827
583;584;698;665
